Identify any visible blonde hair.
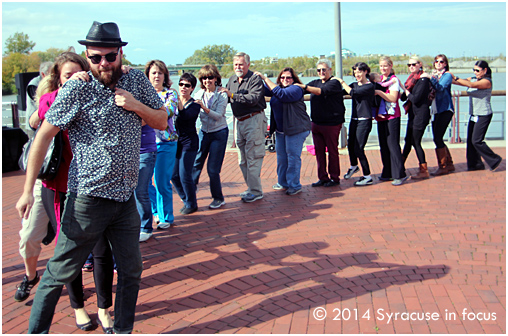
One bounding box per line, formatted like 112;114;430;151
35;75;53;108
409;55;425;69
379;56;393;67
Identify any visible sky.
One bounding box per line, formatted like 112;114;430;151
2;1;507;66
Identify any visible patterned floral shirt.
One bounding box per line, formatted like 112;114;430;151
155;88;179;142
45;69;163;202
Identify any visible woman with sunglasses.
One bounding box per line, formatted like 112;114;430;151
336;62;375;186
400;56;432;179
192;65;229;209
254;68;311;195
37;52;115;333
172;73;200;214
450;61;502;171
423;54;455;175
143;60;178;241
374;56;409;186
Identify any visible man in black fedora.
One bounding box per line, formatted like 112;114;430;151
16;21;167;334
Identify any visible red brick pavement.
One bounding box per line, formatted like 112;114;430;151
2;146;506;334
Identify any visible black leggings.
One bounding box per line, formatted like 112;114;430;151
402;125;426;164
41;187;113;309
432;111;453;149
348;119;372;175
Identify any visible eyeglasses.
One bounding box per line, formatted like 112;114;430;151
317;68;327;73
407;63;418;67
280;76;293;80
179;82;192;88
87;52;118;65
473;69;482;73
435;60;445;64
201;76;214;80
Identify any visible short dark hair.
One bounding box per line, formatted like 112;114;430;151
475;60;492;78
434;54;450;71
48;52;89;92
180;72;197;89
197;64;222;89
144;59;171;88
352;62;371;74
276;67;302;86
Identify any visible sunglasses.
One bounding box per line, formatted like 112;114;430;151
87;52;118;65
473;69;482;73
201;76;215;80
179;82;192;88
435;60;445;64
317;68;327;73
280;76;293;80
407;63;418;67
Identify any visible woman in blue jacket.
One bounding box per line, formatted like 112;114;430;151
424;54;455;176
254;68;311;195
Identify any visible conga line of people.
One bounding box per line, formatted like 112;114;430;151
14;20;502;333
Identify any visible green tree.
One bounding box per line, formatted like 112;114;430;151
184;44;237;65
4;32;36;55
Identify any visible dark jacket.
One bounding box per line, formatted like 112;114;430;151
401;77;431;130
306;77;345;126
268;85;311;136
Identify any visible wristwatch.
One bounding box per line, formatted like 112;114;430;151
454;76;459;81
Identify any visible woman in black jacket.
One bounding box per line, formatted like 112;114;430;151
401;56;432;179
337;62;376;186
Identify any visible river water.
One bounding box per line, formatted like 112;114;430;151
3;72;506;141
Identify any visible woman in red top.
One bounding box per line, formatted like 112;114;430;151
38;52;114;333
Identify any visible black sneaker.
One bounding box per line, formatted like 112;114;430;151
324;180;340;187
209;199;226;209
344;166;360;179
311;180;329;187
14;272;40;302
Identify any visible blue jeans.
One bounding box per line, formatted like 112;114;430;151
192;128;228;201
149;141;177;224
28;193;142;334
172;149;198;209
275;130;310;190
135;151;156;234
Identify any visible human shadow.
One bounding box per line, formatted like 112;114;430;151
134;242;449;333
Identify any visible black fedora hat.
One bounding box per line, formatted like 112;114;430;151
78;21;128;47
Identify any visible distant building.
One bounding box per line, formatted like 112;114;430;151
262;56;278;64
330;48;357;59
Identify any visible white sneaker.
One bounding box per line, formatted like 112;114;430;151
272;183;285;190
157;222;171;230
139;232;152;242
239;191;249;197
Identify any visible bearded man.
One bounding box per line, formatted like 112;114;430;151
16;21;167;334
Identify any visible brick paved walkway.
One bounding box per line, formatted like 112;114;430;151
2;146;505;334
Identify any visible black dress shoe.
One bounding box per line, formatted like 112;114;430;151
324;180;340;187
311;180;329;187
181;207;198;215
97;318;114;334
76;318;95;331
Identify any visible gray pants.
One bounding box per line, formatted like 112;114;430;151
236;112;267;196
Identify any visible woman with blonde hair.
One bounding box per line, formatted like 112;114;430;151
400;56;432;179
375;56;409;186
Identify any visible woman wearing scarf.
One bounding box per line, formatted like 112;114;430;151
450;60;502;171
400;56;432;179
423;54;455;176
374;56;409;186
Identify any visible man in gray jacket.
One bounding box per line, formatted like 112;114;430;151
222;52;267;202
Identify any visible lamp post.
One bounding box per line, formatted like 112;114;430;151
334;3;342;78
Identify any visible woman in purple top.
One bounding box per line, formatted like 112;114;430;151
255;68;311;195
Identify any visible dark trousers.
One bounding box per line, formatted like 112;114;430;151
377;118;406;179
41;187;114;310
172;149;198;209
402;125;427;164
311;122;341;181
348;119;372;176
28;194;142;334
467;114;502;170
432;110;453;149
